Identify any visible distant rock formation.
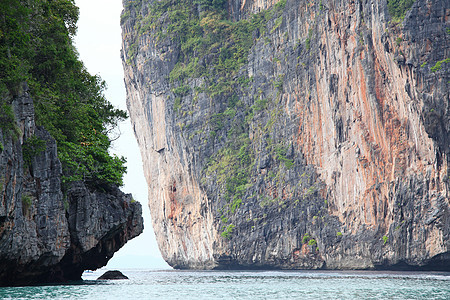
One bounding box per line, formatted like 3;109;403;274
97;270;129;280
122;0;449;270
0;85;144;286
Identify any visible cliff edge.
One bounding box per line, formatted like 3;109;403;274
0;86;143;286
122;0;449;270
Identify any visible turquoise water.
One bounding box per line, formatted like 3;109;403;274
1;269;449;299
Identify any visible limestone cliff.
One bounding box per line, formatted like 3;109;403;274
122;0;449;270
0;85;143;286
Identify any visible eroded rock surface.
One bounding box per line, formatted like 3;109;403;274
122;0;449;270
0;86;143;286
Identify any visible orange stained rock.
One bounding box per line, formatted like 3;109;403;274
167;180;180;221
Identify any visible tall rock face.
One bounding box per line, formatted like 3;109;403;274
122;0;449;270
0;85;143;286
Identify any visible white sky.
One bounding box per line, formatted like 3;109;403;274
74;0;170;270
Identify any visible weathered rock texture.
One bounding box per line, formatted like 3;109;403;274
122;0;449;270
0;85;143;286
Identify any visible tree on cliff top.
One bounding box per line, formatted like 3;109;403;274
0;0;127;188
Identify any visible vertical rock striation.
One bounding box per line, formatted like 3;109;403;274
122;0;449;270
0;85;143;286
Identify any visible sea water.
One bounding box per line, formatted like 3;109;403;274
0;269;449;299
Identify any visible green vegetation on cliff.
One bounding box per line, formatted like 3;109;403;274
0;0;127;187
128;0;285;96
124;0;286;238
387;0;415;21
